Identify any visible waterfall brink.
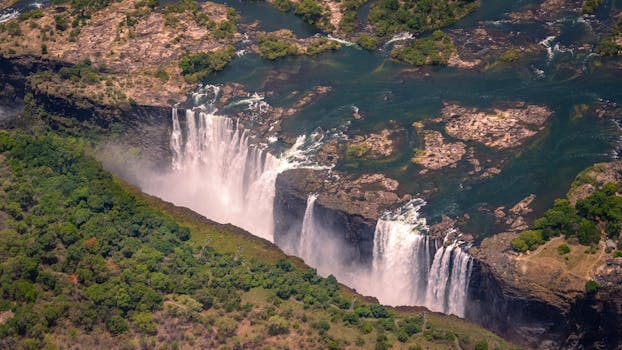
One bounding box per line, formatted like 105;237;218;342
370;201;473;317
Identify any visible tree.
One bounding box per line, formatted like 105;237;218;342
266;316;289;336
105;315;129;335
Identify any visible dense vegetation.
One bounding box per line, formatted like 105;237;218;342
368;0;478;36
339;0;367;34
178;46;236;83
257;33;299;60
305;37;340;56
596;17;622;57
512;181;622;253
357;34;380;51
391;30;455;66
0;132;513;349
582;0;603;14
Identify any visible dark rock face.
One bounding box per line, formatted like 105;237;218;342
467;258;622;349
274;168;377;266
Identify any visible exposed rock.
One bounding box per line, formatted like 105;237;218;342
276;168;407;221
347;128;398;160
273;169;409;266
0;0;239;106
441;102;552;149
449;26;542;67
567;161;622;204
411;130;466;170
506;0;583;22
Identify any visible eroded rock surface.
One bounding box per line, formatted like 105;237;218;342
411;130;466;170
442;102;552;149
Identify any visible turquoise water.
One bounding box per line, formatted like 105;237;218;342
204;0;622;237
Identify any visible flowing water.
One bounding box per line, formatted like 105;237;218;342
134;0;621;317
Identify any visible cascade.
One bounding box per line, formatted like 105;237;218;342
294;197;473;317
298;194;318;263
370;202;473;317
145;86;326;242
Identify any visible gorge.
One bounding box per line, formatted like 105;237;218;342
144;89;474;318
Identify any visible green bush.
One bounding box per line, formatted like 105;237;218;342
557;244;570;255
305;38;340;56
273;0;292;11
257;34;299;60
357;35;380;51
368;0;478;36
511;230;544;253
266;316;289;335
391;30;455;66
293;0;323;25
19;9;44;21
154;70;169;82
346;144;370;158
178;46;235;82
475;340;489;350
106;315;129;335
596;38;622;56
582;0;602;14
499;49;521;62
585;280;599;293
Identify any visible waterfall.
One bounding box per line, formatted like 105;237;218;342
298;194;318;263
294;196;473;317
150;84;472;319
150;107;280;241
144;86;327;242
369;206;473;317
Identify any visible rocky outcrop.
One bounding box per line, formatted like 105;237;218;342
467;255;622;349
441;102;552;149
411;130;466;171
0;0;239;106
273;168;410;265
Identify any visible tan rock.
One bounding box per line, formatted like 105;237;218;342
411;130;466;170
442;102;552;149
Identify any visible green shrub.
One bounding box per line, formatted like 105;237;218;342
582;0;602;14
305;38;340;56
19;9;44;21
106;315;129;335
511;230;544;252
273;0;292;11
132;312;157;334
293;0;323;25
356;35;379;51
41;44;48;55
499;49;521;62
391;30;455;66
557;244;571;255
585;280;599;293
368;0;478;36
257;34;299;60
266;316;289;335
596;38;622;56
346;144;370;158
154;70;169;82
178;46;235;82
475;340;489;350
614;251;622;258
